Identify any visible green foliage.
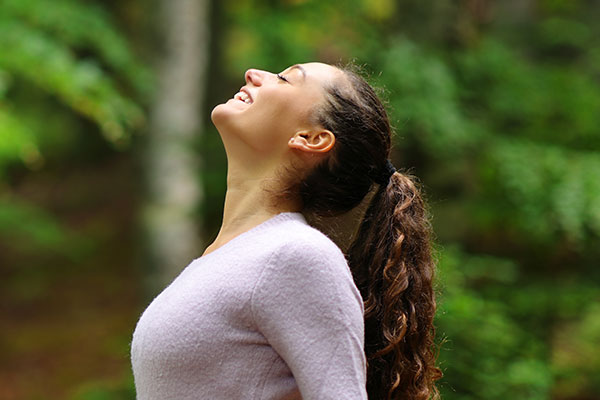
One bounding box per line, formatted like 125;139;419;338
0;19;141;146
68;377;135;400
0;0;151;255
445;37;600;245
376;39;481;155
222;0;381;74
457;38;600;150
483;139;600;243
0;0;150;155
0;5;151;395
1;0;152;97
436;246;553;399
0;196;69;251
0;104;41;170
553;301;600;397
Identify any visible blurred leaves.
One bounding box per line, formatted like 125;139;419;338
483;139;600;243
0;0;150;150
0;196;70;252
0;105;42;170
222;0;381;74
377;39;482;155
0;0;150;265
553;301;600;397
0;4;150;395
1;0;153;96
436;246;553;400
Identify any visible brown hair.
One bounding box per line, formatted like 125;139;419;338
299;67;442;399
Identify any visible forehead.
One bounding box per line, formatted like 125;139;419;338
285;62;344;86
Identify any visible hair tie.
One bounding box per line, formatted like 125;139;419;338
373;159;396;185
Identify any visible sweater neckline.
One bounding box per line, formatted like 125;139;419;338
197;212;306;261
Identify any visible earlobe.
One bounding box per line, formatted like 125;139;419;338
288;130;335;154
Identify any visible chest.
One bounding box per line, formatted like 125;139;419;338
131;253;269;366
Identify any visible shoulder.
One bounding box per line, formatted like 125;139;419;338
252;213;362;311
252;212;346;266
251;213;364;325
265;214;349;278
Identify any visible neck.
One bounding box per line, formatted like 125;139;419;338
203;159;300;256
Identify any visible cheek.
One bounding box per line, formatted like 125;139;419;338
260;94;316;132
251;97;305;137
238;107;305;157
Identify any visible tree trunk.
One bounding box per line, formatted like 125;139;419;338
143;0;211;293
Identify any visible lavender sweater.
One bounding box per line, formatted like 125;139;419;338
131;212;367;399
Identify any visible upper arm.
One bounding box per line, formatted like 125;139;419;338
251;240;367;400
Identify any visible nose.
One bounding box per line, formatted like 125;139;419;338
245;68;270;86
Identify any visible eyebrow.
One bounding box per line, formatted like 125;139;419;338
288;64;306;80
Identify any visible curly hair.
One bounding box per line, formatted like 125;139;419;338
297;66;442;399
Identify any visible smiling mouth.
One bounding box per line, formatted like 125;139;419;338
233;91;253;104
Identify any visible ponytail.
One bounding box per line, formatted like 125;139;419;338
347;172;441;400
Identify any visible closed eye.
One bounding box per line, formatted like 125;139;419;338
277;73;290;83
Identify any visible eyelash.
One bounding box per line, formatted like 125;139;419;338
277;74;289;83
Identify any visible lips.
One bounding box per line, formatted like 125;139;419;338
233;88;253;104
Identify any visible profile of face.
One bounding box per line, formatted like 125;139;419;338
211;62;343;166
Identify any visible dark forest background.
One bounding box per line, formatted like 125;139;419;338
1;0;599;399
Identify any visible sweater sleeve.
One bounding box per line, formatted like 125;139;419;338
251;237;367;400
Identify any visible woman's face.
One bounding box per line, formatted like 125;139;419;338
211;62;342;159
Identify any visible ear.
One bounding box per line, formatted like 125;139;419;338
288;130;335;154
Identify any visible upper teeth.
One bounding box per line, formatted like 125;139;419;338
234;91;252;104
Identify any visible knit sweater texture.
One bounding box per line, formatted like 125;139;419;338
131;212;367;399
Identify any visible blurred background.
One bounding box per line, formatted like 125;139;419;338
1;0;599;399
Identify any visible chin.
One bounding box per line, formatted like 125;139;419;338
211;103;244;142
211;103;227;124
212;100;248;124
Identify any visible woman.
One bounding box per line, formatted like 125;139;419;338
131;62;441;400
